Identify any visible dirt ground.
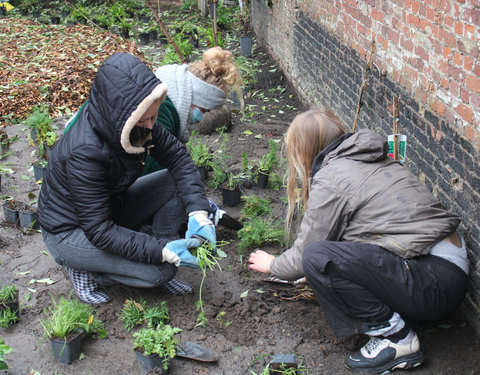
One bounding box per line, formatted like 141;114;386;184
1;11;480;375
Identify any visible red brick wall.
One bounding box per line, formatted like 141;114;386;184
250;0;480;332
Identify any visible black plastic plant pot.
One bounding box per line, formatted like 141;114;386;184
50;331;85;364
2;200;24;225
138;32;150;45
220;186;241;207
149;30;158;41
30;128;38;143
19;206;40;230
240;35;253;57
270;353;297;371
197;166;208;182
33;161;47;181
251;171;269;188
135;350;168;374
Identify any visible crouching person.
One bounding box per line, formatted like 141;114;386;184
248;108;468;373
39;53;216;304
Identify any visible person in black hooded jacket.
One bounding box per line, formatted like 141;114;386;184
39;53;216;304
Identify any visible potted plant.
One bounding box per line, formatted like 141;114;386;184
240;0;252;57
32;160;48;182
40;294;107;364
25;106;52;145
133;324;182;374
2;199;24;225
251;139;279;188
0;131;9;157
18;204;40;230
0;284;20;328
186;133;214;181
220;171;243;207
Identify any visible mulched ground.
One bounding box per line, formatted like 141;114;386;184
0;18;147;120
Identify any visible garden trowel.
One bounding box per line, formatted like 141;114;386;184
175;341;218;362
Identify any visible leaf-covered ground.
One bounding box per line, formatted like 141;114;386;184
0;18;146;120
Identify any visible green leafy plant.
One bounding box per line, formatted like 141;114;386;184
119;298;170;331
0;309;19;329
257;139;280;173
238;217;286;254
241;195;271;219
0;284;17;302
39;294;107;340
192;241;228;327
225;171;244;190
0;338;11;371
25;106;52;139
234;56;260;87
133;324;182;371
0;284;19;328
186;132;213;168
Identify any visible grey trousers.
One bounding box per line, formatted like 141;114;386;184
302;241;468;338
42;170;186;288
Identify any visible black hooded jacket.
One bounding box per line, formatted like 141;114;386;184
39;53;210;264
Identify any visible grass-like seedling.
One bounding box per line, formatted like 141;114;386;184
119;299;169;331
0;309;18;328
39;294;107;340
0;284;19;328
192;241;228;328
0;284;17;303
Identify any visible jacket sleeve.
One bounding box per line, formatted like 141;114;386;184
270;178;350;280
149;125;210;213
66;145;166;263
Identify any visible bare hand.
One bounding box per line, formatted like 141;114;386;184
248;250;274;274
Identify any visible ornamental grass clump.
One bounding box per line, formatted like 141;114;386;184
119;298;169;331
39;294;107;340
0;284;19;328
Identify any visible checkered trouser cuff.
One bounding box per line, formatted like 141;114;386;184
65;266;110;305
162;278;194;295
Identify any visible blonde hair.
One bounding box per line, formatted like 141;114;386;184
285;107;346;233
187;47;242;94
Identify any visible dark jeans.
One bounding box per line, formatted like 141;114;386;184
42;170;185;288
302;241;468;338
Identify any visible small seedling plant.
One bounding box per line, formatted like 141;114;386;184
0;284;19;328
238;216;286;254
39;294;107;340
0;284;17;303
192;240;228;328
133;324;182;371
119;298;169;331
0;338;11;371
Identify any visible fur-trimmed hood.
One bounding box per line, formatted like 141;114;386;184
87;53;167;154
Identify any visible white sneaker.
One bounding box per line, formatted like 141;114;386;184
344;332;423;374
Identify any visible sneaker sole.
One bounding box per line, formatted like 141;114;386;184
344;352;424;374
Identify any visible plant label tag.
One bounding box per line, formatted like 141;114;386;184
387;134;407;163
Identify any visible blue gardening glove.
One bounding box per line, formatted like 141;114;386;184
185;210;216;248
162;238;201;268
